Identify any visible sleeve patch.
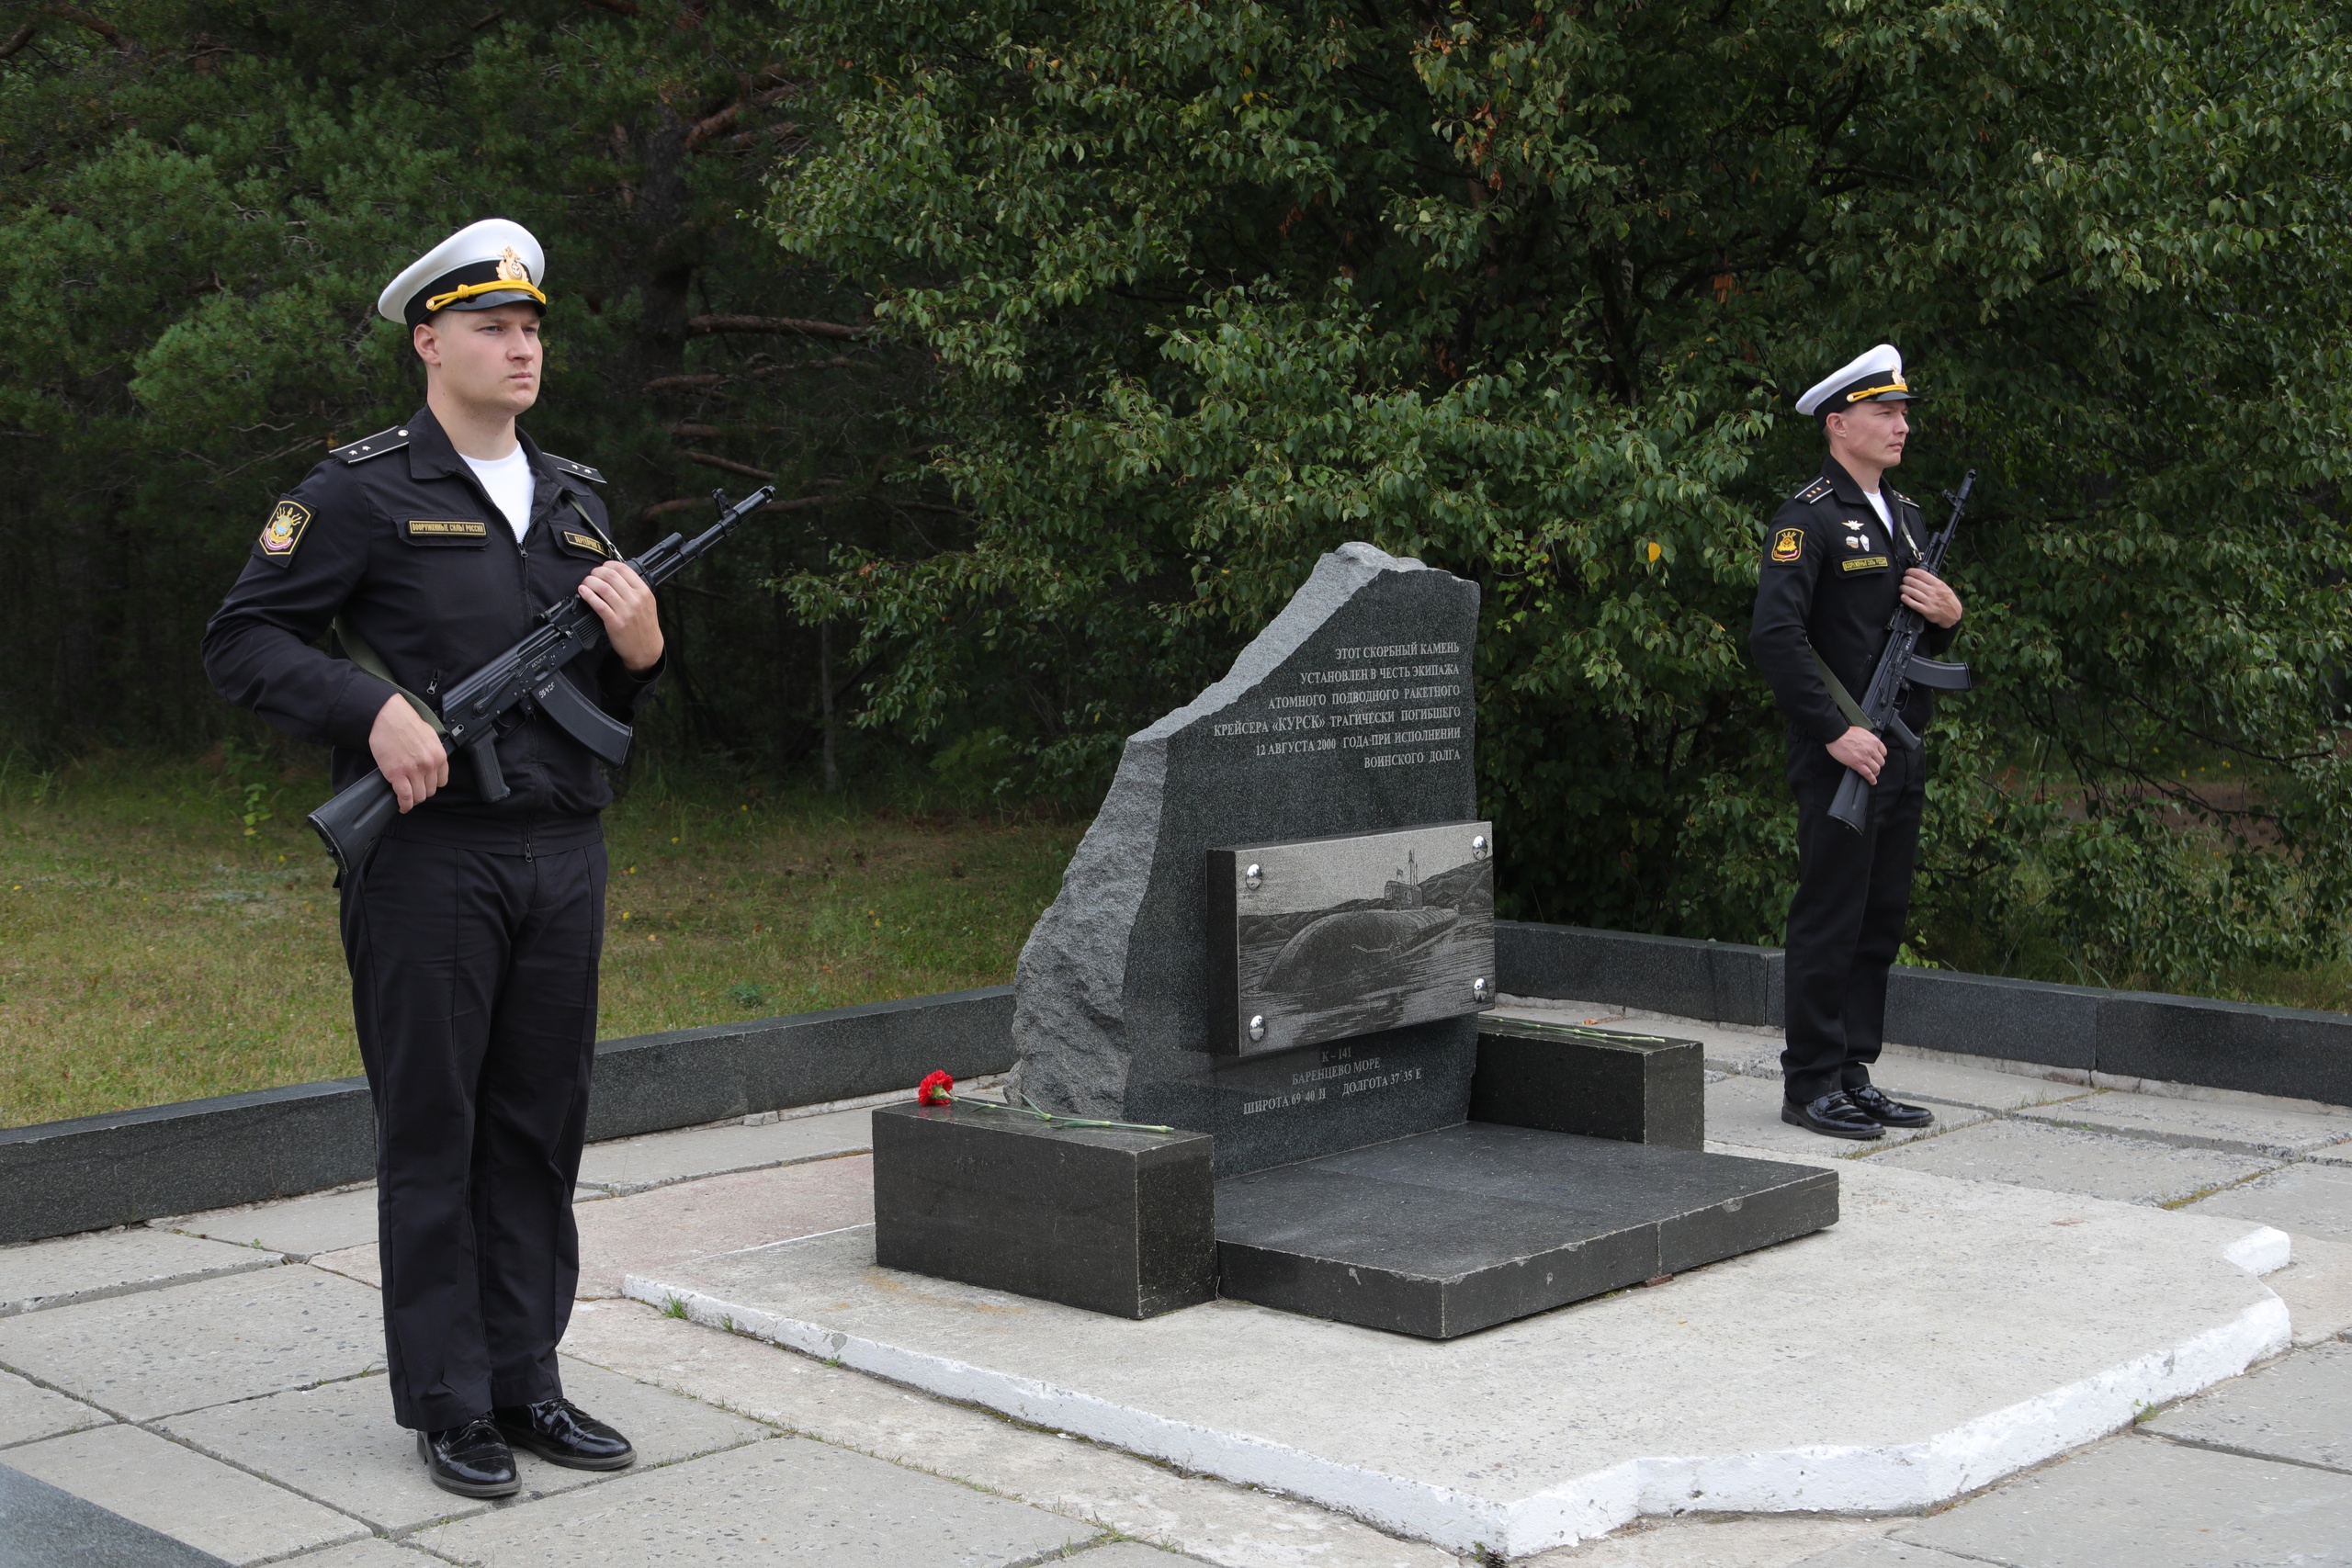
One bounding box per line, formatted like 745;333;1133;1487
1770;526;1805;564
258;500;311;564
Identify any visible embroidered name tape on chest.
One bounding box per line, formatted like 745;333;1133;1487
560;531;609;557
402;519;489;540
1841;554;1891;572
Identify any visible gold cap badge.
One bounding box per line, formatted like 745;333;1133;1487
496;246;530;283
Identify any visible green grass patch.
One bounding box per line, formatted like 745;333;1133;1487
0;750;1082;1129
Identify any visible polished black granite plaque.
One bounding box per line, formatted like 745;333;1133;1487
1469;1015;1705;1149
1207;822;1496;1057
1215;1122;1837;1338
871;1101;1216;1319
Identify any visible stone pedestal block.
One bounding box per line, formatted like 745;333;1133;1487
1214;1122;1837;1338
1469;1016;1705;1149
871;1102;1216;1319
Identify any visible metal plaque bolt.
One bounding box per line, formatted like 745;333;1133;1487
1473;976;1491;1003
1471;833;1490;861
1248;1014;1267;1043
1244;863;1262;890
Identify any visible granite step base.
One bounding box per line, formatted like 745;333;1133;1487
1215;1122;1838;1338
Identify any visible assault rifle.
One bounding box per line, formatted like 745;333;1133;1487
306;485;776;875
1827;470;1974;831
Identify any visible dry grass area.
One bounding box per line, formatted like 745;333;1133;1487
0;752;1083;1129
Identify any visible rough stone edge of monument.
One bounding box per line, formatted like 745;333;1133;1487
0;986;1016;1247
621;1226;2291;1560
1497;920;2352;1107
1008;542;1431;1118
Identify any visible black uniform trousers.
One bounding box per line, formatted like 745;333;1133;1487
339;831;606;1432
1780;736;1927;1106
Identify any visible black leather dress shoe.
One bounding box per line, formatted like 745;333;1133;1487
492;1397;637;1471
1849;1084;1936;1128
1781;1089;1885;1141
418;1417;519;1498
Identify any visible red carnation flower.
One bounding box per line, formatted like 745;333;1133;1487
918;1070;955;1106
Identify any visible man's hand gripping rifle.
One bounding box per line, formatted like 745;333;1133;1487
1827;471;1974;831
306;485;776;875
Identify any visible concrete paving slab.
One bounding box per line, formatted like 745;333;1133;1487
0;1265;384;1420
1871;1117;2280;1206
1785;1542;1977;1567
6;1421;366;1563
280;1543;437;1568
2264;1234;2352;1346
408;1434;1099;1565
162;1354;767;1534
621;1161;2288;1560
1073;1546;1201;1563
0;1366;109;1449
0;1461;232;1567
2185;1162;2352;1244
1522;1515;1899;1566
572;1156;874;1299
2020;1088;2352;1158
1703;1073;1985;1159
308;1245;382;1291
0;1228;279;1317
158;1185;380;1261
557;1298;1464;1568
2143;1337;2352;1472
575;1109;874;1196
1899;1432;2352;1565
1860;1055;2096;1113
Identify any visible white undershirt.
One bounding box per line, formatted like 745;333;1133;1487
1861;489;1891;531
462;446;536;544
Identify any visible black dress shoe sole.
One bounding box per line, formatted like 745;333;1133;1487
416;1433;521;1498
495;1424;637;1471
1781;1104;1884;1141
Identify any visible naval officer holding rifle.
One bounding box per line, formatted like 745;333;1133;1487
203;220;661;1495
1749;344;1969;1141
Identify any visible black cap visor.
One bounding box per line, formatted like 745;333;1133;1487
404;258;548;327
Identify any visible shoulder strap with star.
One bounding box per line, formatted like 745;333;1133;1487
1792;476;1835;505
329;424;412;465
541;453;605;484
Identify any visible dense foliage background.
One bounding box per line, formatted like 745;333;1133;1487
7;0;2352;994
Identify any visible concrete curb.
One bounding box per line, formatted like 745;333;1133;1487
1497;922;2352;1107
625;1224;2295;1559
0;987;1014;1247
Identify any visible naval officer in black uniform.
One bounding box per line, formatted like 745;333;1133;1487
1749;344;1964;1141
204;220;653;1495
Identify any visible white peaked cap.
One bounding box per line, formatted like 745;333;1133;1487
1795;343;1918;416
377;219;548;327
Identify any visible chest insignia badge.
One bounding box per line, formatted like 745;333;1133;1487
259;499;311;559
1847;534;1869;548
1770;527;1804;563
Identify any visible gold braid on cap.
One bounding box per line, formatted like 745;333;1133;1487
1843;379;1908;402
423;278;548;313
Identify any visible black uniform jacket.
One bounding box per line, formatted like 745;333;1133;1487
1748;457;1957;745
202;407;662;852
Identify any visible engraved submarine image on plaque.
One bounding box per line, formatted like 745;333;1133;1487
1208;820;1496;1057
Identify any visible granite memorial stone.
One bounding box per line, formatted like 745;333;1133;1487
1010;542;1485;1174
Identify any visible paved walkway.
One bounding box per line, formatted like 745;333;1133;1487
1;1031;2347;1566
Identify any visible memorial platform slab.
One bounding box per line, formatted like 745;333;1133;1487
625;1160;2292;1560
1215;1123;1835;1337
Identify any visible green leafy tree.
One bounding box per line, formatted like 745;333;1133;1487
0;0;940;779
765;0;2352;990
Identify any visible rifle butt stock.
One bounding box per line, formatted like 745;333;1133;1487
307;770;401;878
1828;766;1871;832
